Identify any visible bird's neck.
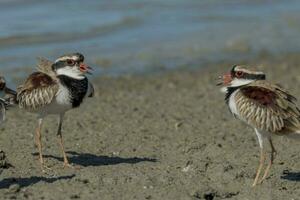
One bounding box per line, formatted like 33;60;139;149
57;75;88;108
225;86;241;105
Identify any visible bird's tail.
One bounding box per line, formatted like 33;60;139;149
3;87;17;105
285;129;300;140
0;76;18;124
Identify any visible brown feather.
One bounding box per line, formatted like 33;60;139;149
17;72;59;111
36;57;57;78
235;80;300;134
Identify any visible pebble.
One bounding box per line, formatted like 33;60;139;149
8;184;20;193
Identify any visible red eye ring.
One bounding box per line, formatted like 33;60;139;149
235;71;243;77
66;59;75;66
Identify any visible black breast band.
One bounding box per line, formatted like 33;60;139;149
225;86;240;105
58;75;88;108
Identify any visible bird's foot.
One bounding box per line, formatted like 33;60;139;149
40;163;53;173
252;178;260;187
63;162;81;170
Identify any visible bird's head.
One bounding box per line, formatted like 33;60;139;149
217;65;266;90
52;53;92;80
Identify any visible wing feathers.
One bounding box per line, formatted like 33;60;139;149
36;57;56;77
235;81;300;133
17;72;58;110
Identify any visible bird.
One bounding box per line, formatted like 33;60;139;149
15;53;94;170
0;77;18;173
218;65;300;186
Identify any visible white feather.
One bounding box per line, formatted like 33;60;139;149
55;55;79;63
56;84;71;105
220;87;227;93
230;78;253;87
37;84;72;117
228;89;239;116
56;66;85;80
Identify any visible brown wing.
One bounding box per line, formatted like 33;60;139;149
36;57;57;78
235;81;300;133
17;72;59;110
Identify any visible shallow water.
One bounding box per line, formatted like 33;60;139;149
1;0;300;77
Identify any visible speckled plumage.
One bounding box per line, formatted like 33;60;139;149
36;57;56;78
219;65;300;186
16;53;94;170
17;72;59;111
231;80;300;134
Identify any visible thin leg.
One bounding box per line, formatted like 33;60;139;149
259;138;276;183
57;113;72;168
270;139;277;156
252;129;266;187
35;118;44;169
252;148;266;187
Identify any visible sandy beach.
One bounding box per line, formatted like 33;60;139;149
0;53;299;199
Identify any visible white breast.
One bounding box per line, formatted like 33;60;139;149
56;84;71;105
228;89;239;116
38;84;72;116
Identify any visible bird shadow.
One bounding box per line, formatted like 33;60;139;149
281;170;300;181
0;174;75;189
32;151;157;167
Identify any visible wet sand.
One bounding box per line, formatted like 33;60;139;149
1;54;300;199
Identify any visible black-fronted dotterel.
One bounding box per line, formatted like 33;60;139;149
17;53;94;170
219;65;300;186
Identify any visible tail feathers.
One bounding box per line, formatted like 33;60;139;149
0;99;6;123
0;86;18;124
0;76;18;106
285;129;300;140
0;76;18;123
3;87;18;106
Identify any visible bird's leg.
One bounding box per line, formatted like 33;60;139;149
270;138;277;156
35;118;45;170
259;138;276;184
57;113;72;168
252;148;266;187
252;129;266;187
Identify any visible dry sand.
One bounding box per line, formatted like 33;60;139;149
1;54;300;199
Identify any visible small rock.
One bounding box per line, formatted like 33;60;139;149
0;150;12;169
8;184;20;193
182;161;193;173
145;195;152;199
283;169;290;174
223;164;233;172
192;191;201;199
203;192;216;200
70;194;80;199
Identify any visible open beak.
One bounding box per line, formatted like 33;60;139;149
79;63;93;75
216;73;232;86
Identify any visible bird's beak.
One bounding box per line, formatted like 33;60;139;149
79;63;93;75
216;72;232;86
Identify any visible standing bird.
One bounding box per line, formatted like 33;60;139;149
218;65;300;186
17;53;94;169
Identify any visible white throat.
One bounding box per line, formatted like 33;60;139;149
56;67;85;80
220;78;253;93
230;78;253;87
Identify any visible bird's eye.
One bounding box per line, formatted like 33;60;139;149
235;71;244;77
66;59;75;66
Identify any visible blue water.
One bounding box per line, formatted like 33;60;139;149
1;0;300;77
